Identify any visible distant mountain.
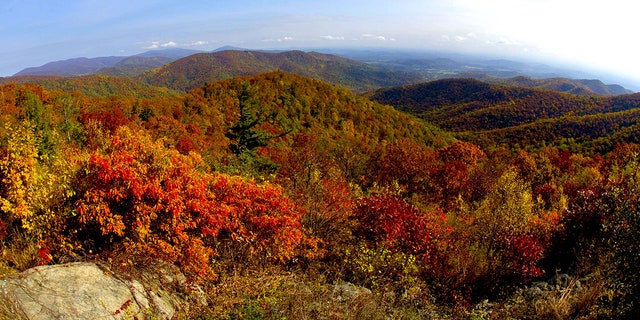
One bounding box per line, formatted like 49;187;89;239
134;48;204;59
14;56;125;76
212;46;248;52
367;78;640;153
13;48;202;77
457;74;632;96
139;50;424;92
98;56;176;77
331;49;635;93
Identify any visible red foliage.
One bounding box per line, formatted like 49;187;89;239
176;136;198;155
74;127;310;279
80;106;129;133
75;130;222;279
353;195;449;262
374;138;434;195
36;243;52;266
438;141;486;166
211;174;310;262
0;220;6;242
500;233;545;279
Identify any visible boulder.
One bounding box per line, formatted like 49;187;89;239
0;261;206;319
332;282;372;302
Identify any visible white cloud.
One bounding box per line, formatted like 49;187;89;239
142;41;178;49
320;35;345;40
360;34;393;41
262;36;294;42
190;40;208;46
145;41;160;49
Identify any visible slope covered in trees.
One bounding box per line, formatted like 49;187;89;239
96;56;176;77
458;74;632;96
139;50;423;93
2;71;640;318
368;78;640;153
0;75;180;98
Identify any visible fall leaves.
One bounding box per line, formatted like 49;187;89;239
74;127;311;280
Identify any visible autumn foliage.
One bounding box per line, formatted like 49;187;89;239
3;73;640;317
73;127;310;279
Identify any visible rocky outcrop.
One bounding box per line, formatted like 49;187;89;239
0;261;206;319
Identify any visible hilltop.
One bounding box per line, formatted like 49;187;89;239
139;50;423;92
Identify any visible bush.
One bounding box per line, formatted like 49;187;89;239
73;127;313;280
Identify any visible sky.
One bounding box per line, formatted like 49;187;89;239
1;0;639;88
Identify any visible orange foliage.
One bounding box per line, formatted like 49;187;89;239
73;127;311;279
211;174;312;262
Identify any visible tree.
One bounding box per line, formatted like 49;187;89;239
225;82;290;175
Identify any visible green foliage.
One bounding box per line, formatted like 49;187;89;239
18;90;53;155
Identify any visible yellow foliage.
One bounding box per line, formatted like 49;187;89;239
0;123;39;230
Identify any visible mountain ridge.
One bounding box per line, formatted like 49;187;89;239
13;48;203;77
138;50;424;93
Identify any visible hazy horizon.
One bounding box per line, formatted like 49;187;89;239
2;0;639;89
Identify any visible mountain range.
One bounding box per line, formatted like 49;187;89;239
10;47;634;95
13;48;203;77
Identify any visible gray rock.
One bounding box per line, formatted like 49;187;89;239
525;286;544;298
0;262;206;319
556;273;571;288
532;281;549;291
332;282;372;302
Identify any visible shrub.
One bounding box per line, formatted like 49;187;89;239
73;127;312;280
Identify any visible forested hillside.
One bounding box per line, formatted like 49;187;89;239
1;71;640;319
0;75;180;98
457;74;632;96
368;78;640;153
140;50;423;92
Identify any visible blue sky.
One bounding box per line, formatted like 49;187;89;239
1;0;639;88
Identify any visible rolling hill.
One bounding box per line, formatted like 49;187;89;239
186;71;453;150
139;50;424;93
97;56;176;77
0;74;179;98
458;74;632;96
367;78;640;153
